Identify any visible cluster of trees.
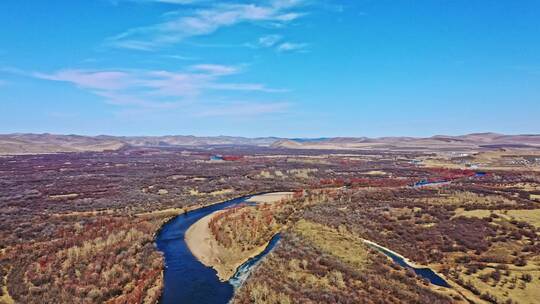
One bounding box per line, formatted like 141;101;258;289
210;204;264;249
425;167;476;181
317;177;412;188
209;202;284;251
300;175;540;303
234;230;458;303
2;215;165;303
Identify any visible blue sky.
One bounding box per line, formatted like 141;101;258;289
1;0;539;137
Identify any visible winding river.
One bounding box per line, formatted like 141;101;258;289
155;195;280;304
155;193;450;303
364;241;451;288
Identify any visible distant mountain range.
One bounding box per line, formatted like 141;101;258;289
271;133;540;151
1;132;540;155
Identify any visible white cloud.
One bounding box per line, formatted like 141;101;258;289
107;1;306;50
163;54;198;60
33;70;131;91
206;83;288;93
277;42;308;52
255;36;308;53
191;64;239;75
29;65;285;109
258;35;282;47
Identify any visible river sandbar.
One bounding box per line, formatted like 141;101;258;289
185;192;292;281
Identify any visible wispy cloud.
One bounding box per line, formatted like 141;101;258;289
206;82;288;93
162;54;198;61
33;70;132;91
258;34;282;47
277;42;308;52
26;65;285;109
191;64;239;75
107;0;306;50
252;35;307;53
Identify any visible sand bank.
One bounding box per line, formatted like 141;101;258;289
185;192;292;281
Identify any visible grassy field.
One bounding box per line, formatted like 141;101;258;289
423;149;540;171
456;266;540;304
456;208;540;228
451;207;540;303
420;191;518;208
294;220;369;269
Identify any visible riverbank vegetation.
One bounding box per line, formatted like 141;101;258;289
234;219;461;304
294;181;539;303
209;203;281;252
186;193;293;280
2;145;539;303
3;146;412;302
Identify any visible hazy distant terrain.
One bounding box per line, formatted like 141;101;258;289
271;133;540;151
2;132;540;155
0;134;125;155
0;134;278;155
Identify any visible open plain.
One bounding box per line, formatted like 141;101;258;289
0;134;539;303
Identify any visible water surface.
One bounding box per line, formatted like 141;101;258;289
230;234;281;289
155;195;280;304
367;242;450;287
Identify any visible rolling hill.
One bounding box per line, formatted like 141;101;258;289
1;132;540;155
